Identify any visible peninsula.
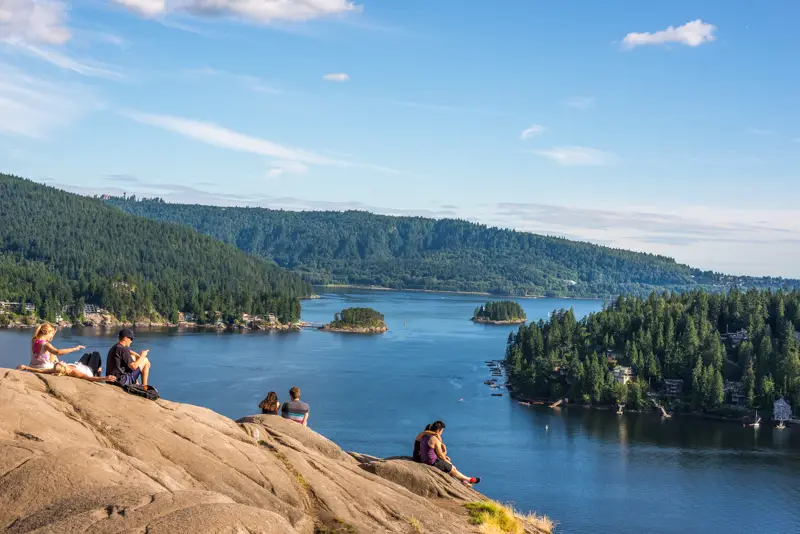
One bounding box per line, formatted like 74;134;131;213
0;369;552;533
321;307;389;333
472;301;527;325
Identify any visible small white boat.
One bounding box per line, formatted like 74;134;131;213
749;410;761;428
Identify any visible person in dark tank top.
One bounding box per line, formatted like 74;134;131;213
419;421;481;487
259;391;280;415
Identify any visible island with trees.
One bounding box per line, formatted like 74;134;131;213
0;174;310;328
106;197;800;298
504;288;799;420
321;307;388;333
473;301;527;325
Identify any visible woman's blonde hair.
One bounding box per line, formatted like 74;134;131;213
53;362;69;377
32;323;56;341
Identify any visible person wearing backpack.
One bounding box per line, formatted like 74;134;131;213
106;328;152;386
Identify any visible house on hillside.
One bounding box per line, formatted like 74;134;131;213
613;366;633;385
721;329;749;347
724;380;747;406
663;379;684;398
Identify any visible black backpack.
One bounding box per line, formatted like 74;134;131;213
122;383;160;401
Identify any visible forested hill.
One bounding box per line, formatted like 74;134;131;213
0;175;310;323
107;197;798;297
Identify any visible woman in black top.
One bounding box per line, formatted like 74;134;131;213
259;391;280;415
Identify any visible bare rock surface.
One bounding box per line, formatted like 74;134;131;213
0;369;503;533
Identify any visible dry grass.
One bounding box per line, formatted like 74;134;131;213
409;516;424;533
465;501;554;534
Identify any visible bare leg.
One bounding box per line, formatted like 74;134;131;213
136;357;151;386
449;465;471;483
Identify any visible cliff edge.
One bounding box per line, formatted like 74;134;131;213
0;369;548;534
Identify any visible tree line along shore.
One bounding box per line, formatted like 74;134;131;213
504;288;800;420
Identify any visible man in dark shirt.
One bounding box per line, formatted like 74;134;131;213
281;386;309;426
106;328;152;386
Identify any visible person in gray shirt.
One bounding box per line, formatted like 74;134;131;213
281;386;309;426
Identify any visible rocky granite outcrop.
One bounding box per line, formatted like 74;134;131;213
0;368;546;533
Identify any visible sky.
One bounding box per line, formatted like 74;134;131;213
2;1;800;278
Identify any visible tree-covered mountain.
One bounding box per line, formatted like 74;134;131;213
505;289;800;416
107;197;799;297
0;175;310;323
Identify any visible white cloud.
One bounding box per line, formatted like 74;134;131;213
121;110;399;174
565;96;595;109
323;72;349;82
112;0;359;23
10;41;122;79
748;128;775;136
0;62;97;138
623;19;717;49
792;138;800;144
533;146;618;166
266;160;309;177
520;124;546;140
0;0;71;45
111;0;166;17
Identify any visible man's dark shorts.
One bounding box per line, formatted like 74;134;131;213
433;459;453;473
119;368;142;386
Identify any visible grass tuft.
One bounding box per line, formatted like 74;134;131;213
465;501;554;534
409;516;424;533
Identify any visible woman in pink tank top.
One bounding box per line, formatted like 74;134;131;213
28;323;85;369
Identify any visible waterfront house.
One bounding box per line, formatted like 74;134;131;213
267;314;278;324
773;398;792;422
0;301;19;312
612;366;633;385
22;303;36;313
83;304;99;315
724;380;747;406
663;379;684;398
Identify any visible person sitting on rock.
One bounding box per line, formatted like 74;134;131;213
419;421;480;487
106;328;152;386
17;361;117;383
28;323;85;370
281;386;309;426
413;424;436;462
259;391;281;415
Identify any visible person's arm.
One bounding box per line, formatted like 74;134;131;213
127;349;149;370
302;411;309;427
432;438;448;462
44;343;85;357
16;365;54;374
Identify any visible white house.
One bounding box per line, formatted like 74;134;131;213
612;366;633;385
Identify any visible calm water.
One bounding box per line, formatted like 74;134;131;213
1;290;799;534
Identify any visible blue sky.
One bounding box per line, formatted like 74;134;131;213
2;1;800;277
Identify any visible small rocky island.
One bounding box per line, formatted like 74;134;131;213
472;300;527;325
321;307;389;333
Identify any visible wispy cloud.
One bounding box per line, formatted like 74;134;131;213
533;146;618;166
565;96;595;109
184;67;281;93
266;160;309;177
748;128;775;136
111;0;360;23
120;110;399;174
323;72;350;82
0;62;98;138
0;0;71;45
622;19;717;49
8;41;122;79
520;124;546;140
792;138;800;144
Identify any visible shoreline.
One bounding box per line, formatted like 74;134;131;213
471;317;527;325
317;284;609;300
